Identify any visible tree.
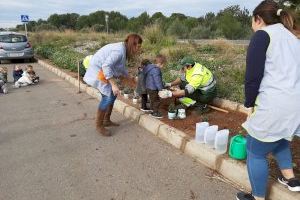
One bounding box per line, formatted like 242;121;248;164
167;19;189;38
76;15;91;30
136;12;151;27
47;13;79;30
217;12;244;39
169;13;187;21
216;5;251;39
108;11;128;32
183;17;199;31
127;12;150;32
47;14;59;28
151;12;166;23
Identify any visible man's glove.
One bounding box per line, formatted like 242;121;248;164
179;97;196;107
158;89;172;99
165;82;172;87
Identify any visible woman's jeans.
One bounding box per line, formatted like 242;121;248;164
98;93;117;111
246;135;293;197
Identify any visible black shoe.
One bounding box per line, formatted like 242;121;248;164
236;192;256;200
278;176;300;192
150;112;163;119
140;108;153;112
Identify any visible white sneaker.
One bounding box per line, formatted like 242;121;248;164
14;83;20;88
278;176;300;192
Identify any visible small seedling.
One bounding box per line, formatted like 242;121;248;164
202;116;209;122
168;103;177;113
123;87;133;94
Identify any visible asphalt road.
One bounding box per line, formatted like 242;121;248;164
0;62;238;200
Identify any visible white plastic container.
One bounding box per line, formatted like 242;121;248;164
124;94;129;99
204;125;218;148
214;129;230;154
132;98;138;104
195;122;209;143
168;112;177;119
177;109;186;119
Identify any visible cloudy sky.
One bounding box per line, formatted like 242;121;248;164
0;0;262;28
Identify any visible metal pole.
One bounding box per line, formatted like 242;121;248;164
106;20;108;34
105;15;109;34
77;60;81;93
24;23;28;37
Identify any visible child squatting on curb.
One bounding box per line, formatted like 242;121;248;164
136;54;167;119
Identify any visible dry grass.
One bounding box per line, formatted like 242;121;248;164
29;30;125;46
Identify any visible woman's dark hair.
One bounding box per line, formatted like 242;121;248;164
124;33;143;59
253;0;300;38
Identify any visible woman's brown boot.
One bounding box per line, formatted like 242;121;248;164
96;109;111;136
103;105;120;127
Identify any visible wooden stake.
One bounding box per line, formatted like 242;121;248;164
77;60;81;93
208;105;229;113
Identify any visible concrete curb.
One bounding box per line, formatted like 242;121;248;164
38;59;300;200
212;97;249;114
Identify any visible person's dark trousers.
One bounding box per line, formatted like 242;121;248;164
141;93;148;109
13;75;21;83
147;89;160;113
179;81;217;104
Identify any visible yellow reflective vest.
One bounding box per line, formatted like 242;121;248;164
185;63;214;90
83;55;93;69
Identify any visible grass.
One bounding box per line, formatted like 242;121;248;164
31;30;247;104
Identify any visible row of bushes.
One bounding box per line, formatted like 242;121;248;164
35;43;85;72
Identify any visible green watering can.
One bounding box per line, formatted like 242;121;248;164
229;134;247;160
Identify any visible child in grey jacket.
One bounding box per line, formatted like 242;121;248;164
143;55;166;118
135;64;150;112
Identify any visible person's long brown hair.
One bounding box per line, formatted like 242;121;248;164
253;0;300;38
124;34;143;59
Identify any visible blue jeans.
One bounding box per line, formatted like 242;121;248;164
246;135;293;197
98;93;117;111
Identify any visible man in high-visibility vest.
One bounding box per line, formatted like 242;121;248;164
159;56;217;108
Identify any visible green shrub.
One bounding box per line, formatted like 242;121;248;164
167;19;189;38
189;25;211;39
167;47;188;62
92;24;105;32
197;44;219;54
35;44;57;58
35;44;85;73
143;24;165;45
